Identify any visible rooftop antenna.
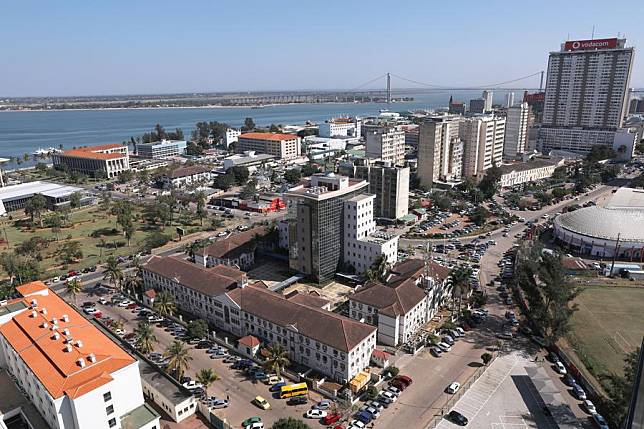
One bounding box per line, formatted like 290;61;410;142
591;25;595;40
386;73;391;106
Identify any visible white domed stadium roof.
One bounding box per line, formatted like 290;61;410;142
554;206;644;243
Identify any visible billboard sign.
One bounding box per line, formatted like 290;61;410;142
563;38;618;51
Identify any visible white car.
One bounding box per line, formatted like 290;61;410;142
447;382;460;394
305;409;327;419
182;380;203;390
365;406;380;419
117;300;132;307
348;420;366;429
583;399;597;414
437;342;452;352
555;361;567;375
379;391;397;403
244;423;264;429
115;329;126;336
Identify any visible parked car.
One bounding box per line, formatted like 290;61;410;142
572;384;587;400
555;361;567;375
379;391;397;403
182;381;203;390
253;396;270;410
206;398;229;409
323;412;342;425
563;374;576;386
354;411;372;425
386;386;401;396
269;382;287;393
305;409;327;419
583;399;597;414
447;410;469;426
430;346;442;357
242;417;262;428
365;406;380;419
287;396;307;406
437;342;452;352
548;352;560;363
592;413;609;429
314;400;331;410
447;382;461;394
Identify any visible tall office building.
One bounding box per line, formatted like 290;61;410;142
469;98;485;114
503;102;530;159
483;90;494;112
285;172;398;281
351;160;410;220
364;125;405;166
417;115;464;187
505;92;515;108
461;115;506;179
539;38;636;155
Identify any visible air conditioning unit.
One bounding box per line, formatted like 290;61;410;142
75;340;83;348
41;322;49;329
65;344;72;353
61;314;69;322
77;358;85;368
62;328;70;336
87;353;96;363
41;308;47;315
52;332;60;340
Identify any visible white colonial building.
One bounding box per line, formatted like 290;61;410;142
0;282;159;429
141;257;377;383
347;260;450;346
498;157;565;187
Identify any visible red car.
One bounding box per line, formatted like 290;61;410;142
393;375;413;387
323;412;342;425
126;303;138;309
92;311;103;318
68;270;77;276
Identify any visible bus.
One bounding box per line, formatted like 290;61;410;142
279;382;308;399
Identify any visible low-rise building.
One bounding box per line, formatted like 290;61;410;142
318;117;361;138
158;165;213;189
53;144;130;179
0;281;160;429
194;226;266;270
0;181;90;215
347;260;450;346
139;361;195;423
141;257;377;383
498;157;564;187
136;140;187;159
222;151;275;171
237;133;301;160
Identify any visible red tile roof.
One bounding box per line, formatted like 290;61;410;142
61;150;125;160
239;132;298;141
194;226;266;259
15;281;49;296
238;335;261;347
0;284;135;400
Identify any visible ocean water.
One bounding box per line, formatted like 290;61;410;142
0;90;523;168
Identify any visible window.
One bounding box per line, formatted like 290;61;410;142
103;392;112;402
106;405;114;415
108;418;116;428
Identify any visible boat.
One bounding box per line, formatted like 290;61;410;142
33;147;61;156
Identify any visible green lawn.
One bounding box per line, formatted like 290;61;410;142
1;204;215;277
567;285;644;378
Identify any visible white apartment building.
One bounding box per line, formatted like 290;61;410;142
141;257;377;383
505;92;515;108
347;259;450;346
540;38;635;155
461;115;506;179
538;126;636;157
224;129;241;147
343;194;398;275
483;90;493;112
498;157;565;187
0;281;160;429
318;117;361;138
364;125;405;166
159;165;213;188
53;144;130;179
136;140;187;159
418;115;464;187
237;133;301;160
503;102;530;160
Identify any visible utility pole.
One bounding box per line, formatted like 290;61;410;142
609;232;621;277
539;71;544;92
386;73;391;106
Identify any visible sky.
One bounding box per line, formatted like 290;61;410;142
1;0;643;97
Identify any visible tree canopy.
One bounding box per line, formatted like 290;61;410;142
477;165;502;199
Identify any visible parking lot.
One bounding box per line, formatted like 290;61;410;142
76;285;335;428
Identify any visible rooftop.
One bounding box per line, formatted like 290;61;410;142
239;132;299;141
238;335;261;347
59;149;125;160
166;165;211;179
0;181;85;202
227;285;376;352
138;360;193;406
555;206;644;242
120;402;160;429
285;290;330;309
605;187;644;209
498;158;563;175
194;226;266;260
143;256;245;296
0;282;136;400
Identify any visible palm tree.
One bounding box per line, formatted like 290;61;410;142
449;265;473;318
103;256;123;290
375;255;391;281
122;275;142;298
264;343;290;378
164;340;192;380
363;268;377;284
65;278;82;304
196;368;220;395
134;321;157;355
154;291;176;317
